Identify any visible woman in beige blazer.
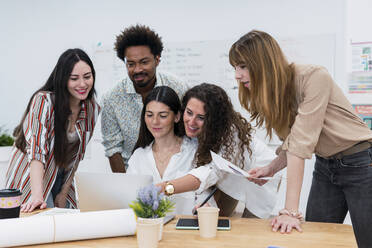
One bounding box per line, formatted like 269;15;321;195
229;30;372;248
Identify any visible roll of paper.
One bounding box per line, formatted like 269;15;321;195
54;209;136;242
0;209;136;247
0;215;54;247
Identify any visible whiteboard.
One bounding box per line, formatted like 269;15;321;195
91;34;336;145
92;33;335;95
157;34;336;91
159;40;236;89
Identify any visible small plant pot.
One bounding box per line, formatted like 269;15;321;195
137;217;164;241
136;221;159;248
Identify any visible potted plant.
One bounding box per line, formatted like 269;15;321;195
130;184;174;240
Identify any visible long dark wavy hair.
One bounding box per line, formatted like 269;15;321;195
13;48;96;168
133;86;184;152
181;83;253;168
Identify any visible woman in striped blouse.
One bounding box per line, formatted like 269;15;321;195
5;48;100;212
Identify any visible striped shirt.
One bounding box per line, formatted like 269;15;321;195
5;91;100;208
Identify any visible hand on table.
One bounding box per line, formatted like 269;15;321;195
271;214;303;233
21;195;47;213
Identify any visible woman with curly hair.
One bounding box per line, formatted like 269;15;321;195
182;83;253;168
156;83;285;218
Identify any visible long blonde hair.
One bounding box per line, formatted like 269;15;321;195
229;30;297;140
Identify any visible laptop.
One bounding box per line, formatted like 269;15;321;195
75;172;153;212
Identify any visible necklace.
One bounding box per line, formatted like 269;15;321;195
68;106;81;133
68;115;78;133
152;137;182;178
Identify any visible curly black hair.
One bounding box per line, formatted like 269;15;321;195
114;24;163;61
180;83;253;168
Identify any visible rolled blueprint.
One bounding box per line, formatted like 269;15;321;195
0;209;136;247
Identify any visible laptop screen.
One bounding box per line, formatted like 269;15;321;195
75;172;153;212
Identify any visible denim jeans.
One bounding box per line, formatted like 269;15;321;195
306;147;372;248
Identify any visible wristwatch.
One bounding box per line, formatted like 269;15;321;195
164;181;175;196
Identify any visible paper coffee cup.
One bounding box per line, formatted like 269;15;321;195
136;222;159;248
0;189;22;219
197;206;220;238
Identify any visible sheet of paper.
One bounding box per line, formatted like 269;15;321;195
211;151;250;176
34;207;80;216
210;151;280;180
216;172;278;218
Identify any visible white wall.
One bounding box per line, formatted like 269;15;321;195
0;0;347;131
0;0;351;219
346;0;372;43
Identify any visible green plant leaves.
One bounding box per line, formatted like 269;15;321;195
0;127;14;146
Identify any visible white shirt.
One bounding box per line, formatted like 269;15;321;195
128;134;278;218
188;136;279;218
127;137;216;215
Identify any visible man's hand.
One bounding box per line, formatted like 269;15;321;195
109;153;126;173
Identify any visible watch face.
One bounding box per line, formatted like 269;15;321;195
166;184;174;194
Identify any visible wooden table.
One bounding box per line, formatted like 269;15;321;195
18;215;357;248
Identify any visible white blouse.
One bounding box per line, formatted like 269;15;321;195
128;134;279;218
127;136;216;215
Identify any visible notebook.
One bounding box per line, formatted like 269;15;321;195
75;172;153;212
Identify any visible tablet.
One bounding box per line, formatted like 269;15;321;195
175;218;230;230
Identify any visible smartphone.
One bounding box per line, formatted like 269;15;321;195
175;218;230;230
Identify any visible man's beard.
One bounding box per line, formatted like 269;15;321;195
132;72;149;88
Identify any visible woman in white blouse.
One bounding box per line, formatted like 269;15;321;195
178;83;285;218
127;86;215;215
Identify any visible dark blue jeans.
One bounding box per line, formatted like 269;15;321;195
306;147;372;248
